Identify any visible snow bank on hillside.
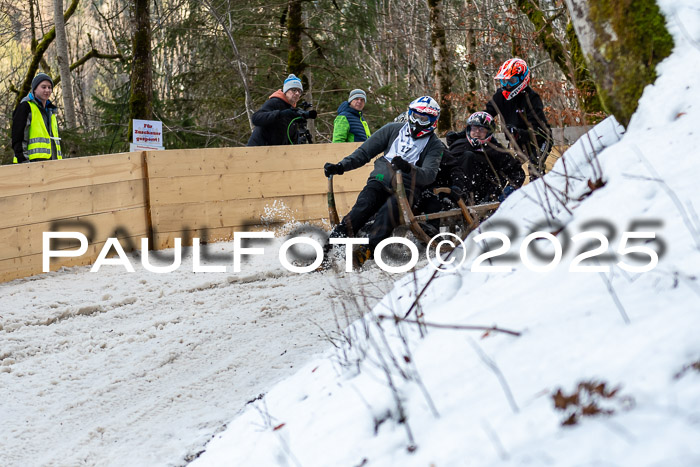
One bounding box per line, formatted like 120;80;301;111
193;1;700;465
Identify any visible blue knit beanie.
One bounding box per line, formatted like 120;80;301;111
283;74;303;93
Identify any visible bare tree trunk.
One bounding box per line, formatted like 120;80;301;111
565;20;603;116
14;0;80;108
464;12;478;113
515;0;602;115
129;0;153;127
428;0;452;132
287;0;305;77
53;0;77;129
30;0;37;52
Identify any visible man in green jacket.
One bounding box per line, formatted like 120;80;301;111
332;89;371;143
323;96;444;264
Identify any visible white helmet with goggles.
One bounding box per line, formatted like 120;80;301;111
407;96;440;138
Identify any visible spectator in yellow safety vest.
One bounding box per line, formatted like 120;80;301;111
11;73;62;163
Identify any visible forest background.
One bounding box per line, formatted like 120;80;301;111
0;0;668;164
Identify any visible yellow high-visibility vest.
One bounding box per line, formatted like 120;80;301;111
13;101;62;163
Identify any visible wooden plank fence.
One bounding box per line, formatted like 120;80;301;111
0;143;367;283
0;127;585;283
145;143;369;249
0;152;150;283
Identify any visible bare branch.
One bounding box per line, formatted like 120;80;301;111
379;315;522;337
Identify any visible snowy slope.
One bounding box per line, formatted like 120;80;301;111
192;1;700;465
2;1;699;466
0;238;397;465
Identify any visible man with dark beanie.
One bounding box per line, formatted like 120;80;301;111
12;73;63;163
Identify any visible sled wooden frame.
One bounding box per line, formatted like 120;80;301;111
327;171;500;243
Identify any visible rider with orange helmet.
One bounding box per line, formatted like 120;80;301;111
485;58;552;180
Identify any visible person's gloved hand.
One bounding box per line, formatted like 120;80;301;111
306;109;318;119
391;156;411;173
498;185;515;202
507;126;527;142
447;185;463;203
280;108;299;119
324;162;344;177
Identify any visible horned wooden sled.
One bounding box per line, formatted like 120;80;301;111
327;171;500;243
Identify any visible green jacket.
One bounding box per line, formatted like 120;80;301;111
332;101;371;142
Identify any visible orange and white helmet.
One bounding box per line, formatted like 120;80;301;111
494;58;530;100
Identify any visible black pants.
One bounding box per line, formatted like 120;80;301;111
413;191;442;230
331;180;414;250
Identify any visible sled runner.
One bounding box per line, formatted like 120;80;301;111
327;171;500;243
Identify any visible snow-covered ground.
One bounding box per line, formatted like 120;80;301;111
0;240;398;465
2;0;700;466
190;0;700;465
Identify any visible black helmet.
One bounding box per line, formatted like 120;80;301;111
465;111;495;146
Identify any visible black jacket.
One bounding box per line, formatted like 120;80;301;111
338;122;445;190
427;150;468;192
485;87;551;160
247;91;299;147
447;135;525;203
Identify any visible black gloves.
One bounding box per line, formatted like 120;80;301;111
280;108;298;119
324;162;344;177
391;156;411;173
447;185;463;203
284;108;317;119
507;126;528;143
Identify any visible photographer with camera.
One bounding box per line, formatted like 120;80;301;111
292;100;315;144
246;74;317;146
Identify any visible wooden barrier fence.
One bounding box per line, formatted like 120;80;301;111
0;143;367;283
0;128;580;283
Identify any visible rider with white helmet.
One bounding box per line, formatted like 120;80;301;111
323;96;445;265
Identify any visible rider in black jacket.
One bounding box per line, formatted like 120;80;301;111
446;112;525;204
485;58;552;180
